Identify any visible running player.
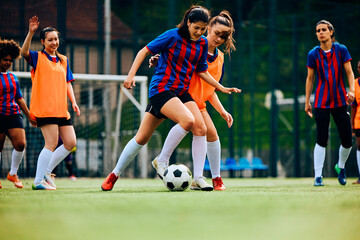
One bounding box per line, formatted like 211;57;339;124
21;16;80;190
101;5;240;191
305;20;355;186
0;38;36;189
351;59;360;184
150;11;237;191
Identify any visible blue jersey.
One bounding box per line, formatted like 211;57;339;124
146;28;208;98
25;50;74;82
0;72;22;115
307;42;351;108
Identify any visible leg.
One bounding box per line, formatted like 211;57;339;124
46;125;75;175
102;113;163;191
34;124;58;185
355;136;360;183
6;128;26;176
313;108;330;183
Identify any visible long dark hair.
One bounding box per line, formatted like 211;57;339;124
40;27;63;62
177;5;211;39
209;10;236;53
316;20;336;42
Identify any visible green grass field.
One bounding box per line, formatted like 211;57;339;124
1;177;360;240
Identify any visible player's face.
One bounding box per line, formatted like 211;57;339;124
41;31;59;55
316;24;333;42
187;20;207;41
207;23;231;48
0;55;12;72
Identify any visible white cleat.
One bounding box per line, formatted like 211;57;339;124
151;157;168;180
44;173;57;189
190;177;214;191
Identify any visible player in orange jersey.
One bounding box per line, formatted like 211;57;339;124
150;11;237;191
351;60;360;184
21;16;80;190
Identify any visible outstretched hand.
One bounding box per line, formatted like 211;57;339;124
219;86;241;95
29;16;39;33
221;111;233;128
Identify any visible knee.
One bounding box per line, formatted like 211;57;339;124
206;129;218;142
192;123;207;136
14;140;26;151
134;134;149;146
179;115;195;132
64;139;76;151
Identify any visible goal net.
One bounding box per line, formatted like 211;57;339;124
0;72;156;178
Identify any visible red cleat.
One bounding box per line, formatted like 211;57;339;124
212;177;226;191
7;173;23;188
101;172;119;191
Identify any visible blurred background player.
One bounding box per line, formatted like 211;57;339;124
101;5;240;191
351;59;360;184
150;11;237;191
305;20;355;186
0;38;36;189
21;16;80;190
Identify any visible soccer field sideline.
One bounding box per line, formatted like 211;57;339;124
1;178;360;240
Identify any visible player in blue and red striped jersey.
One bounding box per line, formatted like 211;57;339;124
101;5;240;191
305;20;355;187
0;38;36;189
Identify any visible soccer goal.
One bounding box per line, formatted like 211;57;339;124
12;71;149;178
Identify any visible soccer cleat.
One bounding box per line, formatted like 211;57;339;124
44;173;56;189
0;182;2;188
151;157;168;180
353;178;360;184
314;176;324;186
32;179;56;190
335;164;347;185
7;173;23;188
212;177;226;191
101;172;119;191
69;175;77;181
190;177;213;191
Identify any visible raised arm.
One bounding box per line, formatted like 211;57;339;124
124;47;151;89
197;71;241;95
67;82;80;116
344;61;355;105
305;67;315;118
21;16;39;58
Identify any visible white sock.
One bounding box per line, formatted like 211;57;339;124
357;150;360;176
46;145;71;174
337;145;351;169
192;135;207;179
34;148;53;185
157;124;188;163
314;143;326;178
10;149;25;175
113;137;143;176
207;140;221;178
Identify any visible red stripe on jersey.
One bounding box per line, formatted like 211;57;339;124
319;52;329;107
9;73;20;114
3;74;11;115
336;51;346;104
326;52;334;108
158;41;177;93
314;59;321;107
178;40;197;95
171;38;188;91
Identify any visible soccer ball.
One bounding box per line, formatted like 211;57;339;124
163;164;192;191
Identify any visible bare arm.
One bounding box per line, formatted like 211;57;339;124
124;47;151;89
305;67;315;118
21;16;39;58
208;92;233;128
351;105;356;131
344;61;355;105
197;71;241;94
67;82;80;116
16;98;37;126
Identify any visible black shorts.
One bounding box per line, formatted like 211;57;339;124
36;117;73;128
146;91;194;119
354;129;360;138
0;114;24;133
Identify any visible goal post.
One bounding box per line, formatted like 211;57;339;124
13;71;149;178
